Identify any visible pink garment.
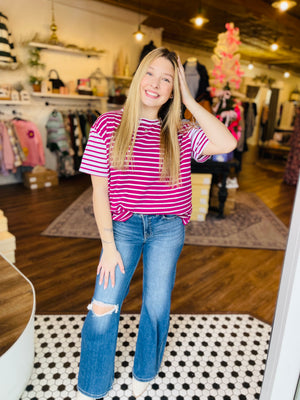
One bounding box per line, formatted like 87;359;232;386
12;120;45;167
79;110;210;225
0;121;15;173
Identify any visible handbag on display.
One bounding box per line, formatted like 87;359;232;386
48;69;65;93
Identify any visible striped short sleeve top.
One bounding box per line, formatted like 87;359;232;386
79;110;210;225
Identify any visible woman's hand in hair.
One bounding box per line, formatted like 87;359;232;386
176;56;237;154
177;55;194;108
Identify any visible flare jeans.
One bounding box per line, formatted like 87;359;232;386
77;213;185;398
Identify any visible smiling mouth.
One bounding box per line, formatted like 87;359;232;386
145;90;159;98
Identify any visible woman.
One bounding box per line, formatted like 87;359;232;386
77;47;236;399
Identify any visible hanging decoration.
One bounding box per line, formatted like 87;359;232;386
49;0;59;44
24;0;105;55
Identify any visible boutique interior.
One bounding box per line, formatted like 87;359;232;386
0;1;300;399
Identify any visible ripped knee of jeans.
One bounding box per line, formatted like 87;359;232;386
87;299;119;316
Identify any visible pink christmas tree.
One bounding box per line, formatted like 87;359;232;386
211;22;244;94
210;23;244;156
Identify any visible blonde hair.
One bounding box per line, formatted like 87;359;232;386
110;47;182;186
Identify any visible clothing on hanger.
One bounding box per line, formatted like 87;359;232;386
12;119;45;167
0;12;18;67
284;106;300;185
138;40;157;64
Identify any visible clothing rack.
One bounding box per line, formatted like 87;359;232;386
0;108;27;119
44;101;96;108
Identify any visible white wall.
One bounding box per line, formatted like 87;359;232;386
0;0;162;184
1;0;162;86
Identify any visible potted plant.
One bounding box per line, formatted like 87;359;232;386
28;47;45;92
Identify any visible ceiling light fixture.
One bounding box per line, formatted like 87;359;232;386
190;13;209;27
284;71;290;78
133;0;145;41
190;2;209;27
133;24;145;41
248;62;254;70
270;39;279;51
272;1;297;11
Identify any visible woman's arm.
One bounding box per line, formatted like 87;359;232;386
91;175;125;289
177;57;237;155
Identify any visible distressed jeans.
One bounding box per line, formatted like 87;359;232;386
77;213;185;398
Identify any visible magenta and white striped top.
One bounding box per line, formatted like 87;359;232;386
79;110;210;225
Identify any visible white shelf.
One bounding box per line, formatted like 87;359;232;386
107;75;132;81
31;92;107;101
0;100;31;105
28;41;104;58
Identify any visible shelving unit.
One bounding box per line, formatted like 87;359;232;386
28;41;104;58
31;92;107;101
30;92;108;113
107;75;132;82
0;100;31;105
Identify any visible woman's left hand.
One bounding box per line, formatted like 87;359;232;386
177;56;194;107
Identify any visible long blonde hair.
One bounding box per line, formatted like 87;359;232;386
110;47;182;186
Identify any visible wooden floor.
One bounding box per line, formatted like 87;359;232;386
0;146;296;326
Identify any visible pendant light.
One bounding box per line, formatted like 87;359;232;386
190;2;209;27
272;1;297;11
133;0;145;41
270;38;279;51
190;14;209;27
133;25;145;41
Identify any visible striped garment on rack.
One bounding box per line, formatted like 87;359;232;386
0;11;18;67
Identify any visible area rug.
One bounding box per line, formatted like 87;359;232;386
42;187;288;250
20;313;270;400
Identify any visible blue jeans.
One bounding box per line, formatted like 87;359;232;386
77;213;185;398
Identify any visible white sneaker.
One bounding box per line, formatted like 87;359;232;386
77;391;96;400
132;377;151;398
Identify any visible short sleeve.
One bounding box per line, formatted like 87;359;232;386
79;121;109;177
182;122;210;163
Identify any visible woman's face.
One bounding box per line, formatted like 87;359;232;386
140;56;174;118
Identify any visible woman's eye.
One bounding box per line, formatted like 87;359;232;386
146;71;152;76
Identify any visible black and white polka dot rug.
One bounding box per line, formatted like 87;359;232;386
20;314;271;400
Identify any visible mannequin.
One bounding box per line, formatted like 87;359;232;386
183;57;212;120
183;57;211;103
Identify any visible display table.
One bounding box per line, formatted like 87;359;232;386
258;140;290;160
0;255;36;400
191;159;239;218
